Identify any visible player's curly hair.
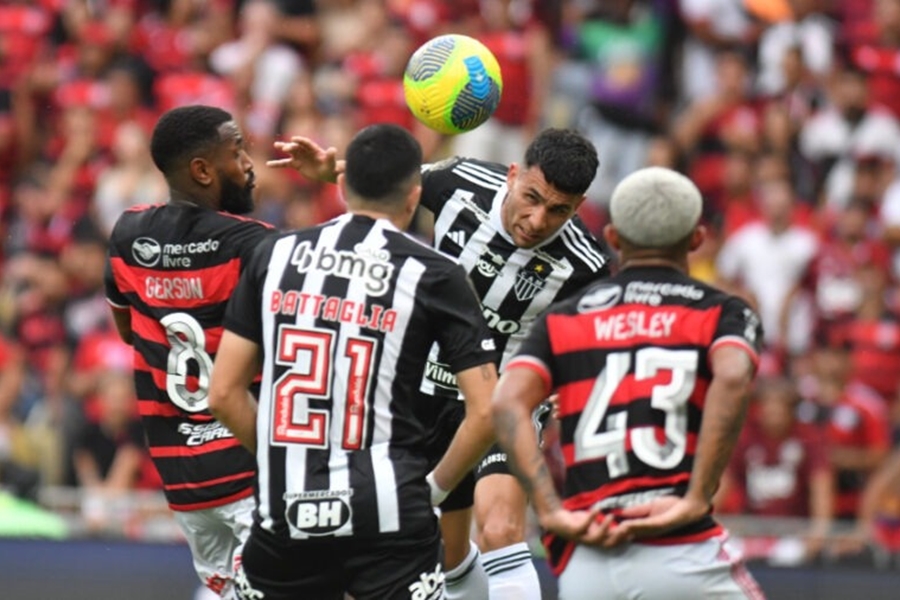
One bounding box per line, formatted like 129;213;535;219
150;105;233;176
524;129;599;195
345;124;422;203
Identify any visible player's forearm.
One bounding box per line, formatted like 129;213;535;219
687;368;753;506
492;398;562;517
434;412;495;491
209;390;258;454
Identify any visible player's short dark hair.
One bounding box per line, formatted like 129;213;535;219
150;105;233;175
524;128;599;195
344;124;422;203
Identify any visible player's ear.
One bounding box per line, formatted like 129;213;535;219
603;224;622;251
689;225;706;251
406;183;422;215
506;162;518;187
189;156;214;186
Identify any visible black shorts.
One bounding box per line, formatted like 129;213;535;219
235;523;444;600
422;396;552;509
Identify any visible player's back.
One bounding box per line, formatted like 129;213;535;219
106;202;272;510
540;266;762;540
231;213;496;541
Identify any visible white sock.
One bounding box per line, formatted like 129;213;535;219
481;542;541;600
445;541;489;600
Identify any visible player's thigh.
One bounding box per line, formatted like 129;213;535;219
174;499;253;580
473;454;529;547
347;526;444;600
235;528;343;600
440;506;473;569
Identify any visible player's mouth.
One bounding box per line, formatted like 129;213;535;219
517;226;540;245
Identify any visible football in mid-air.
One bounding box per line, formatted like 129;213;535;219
403;34;503;135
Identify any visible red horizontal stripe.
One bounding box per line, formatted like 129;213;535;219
164;470;255;491
137;400;214;421
149;438;241;457
169;486;255;512
110;256;241;309
547;304;721;355
561;433;698;463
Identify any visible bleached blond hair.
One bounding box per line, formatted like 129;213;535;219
609;167;702;248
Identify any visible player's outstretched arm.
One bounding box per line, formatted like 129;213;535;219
209;330;262;453
608;344;756;544
267;136;344;183
429;363;498;504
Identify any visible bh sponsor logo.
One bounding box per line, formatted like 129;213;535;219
286;490;353;536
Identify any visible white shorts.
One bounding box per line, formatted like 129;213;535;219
173;496;255;600
559;532;765;600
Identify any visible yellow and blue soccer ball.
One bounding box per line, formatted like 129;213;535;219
403;34;503;135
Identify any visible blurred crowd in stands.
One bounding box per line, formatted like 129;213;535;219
4;0;900;566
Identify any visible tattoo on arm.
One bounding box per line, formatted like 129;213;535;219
494;406;561;512
480;364;493;380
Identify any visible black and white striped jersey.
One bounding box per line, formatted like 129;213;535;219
418;157;611;399
223;213;497;541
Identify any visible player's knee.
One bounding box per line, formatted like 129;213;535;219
477;510;526;551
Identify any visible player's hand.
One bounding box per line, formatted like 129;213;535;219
540;506;614;545
267;136;343;183
603;495;710;546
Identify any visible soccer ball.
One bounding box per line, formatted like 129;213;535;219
403;34;503;135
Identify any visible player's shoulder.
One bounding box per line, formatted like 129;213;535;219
422;156;507;199
549;217;610;275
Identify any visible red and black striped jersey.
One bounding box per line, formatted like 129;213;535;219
105;202;273;511
507;266;763;573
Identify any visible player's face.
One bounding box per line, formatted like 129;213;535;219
214;121;256;215
501;164;584;248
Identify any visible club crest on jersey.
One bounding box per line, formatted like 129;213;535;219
514;262;550;302
132;237;161;267
285;490;353;537
475;248;505;278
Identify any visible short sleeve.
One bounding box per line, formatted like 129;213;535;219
428;264;499;373
710;297;764;367
420;157;464;214
505;311;554;396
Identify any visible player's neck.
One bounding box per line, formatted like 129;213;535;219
618;255;688;274
169;189;215;210
351;208;410;231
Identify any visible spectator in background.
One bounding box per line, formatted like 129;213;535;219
209;0;305;144
799;62;900;209
802;344;891;520
755;0;836;97
718;377;834;558
678;0;760;102
849;0;900;120
568;0;678;208
673;47;762;203
808;200;891;335
717;176;819;359
826;262;900;424
92;121;168;237
72;370;160;530
0;332;40;501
